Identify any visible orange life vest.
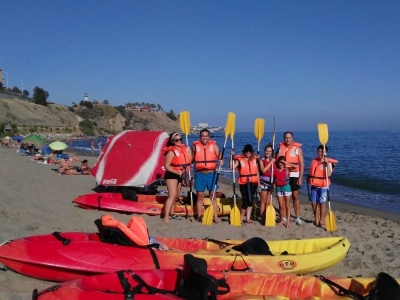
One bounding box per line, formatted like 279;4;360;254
193;140;218;170
235;155;258;184
163;144;191;171
101;214;150;246
308;157;338;188
277;142;302;172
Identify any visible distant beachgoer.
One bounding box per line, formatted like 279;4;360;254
90;139;95;155
59;157;77;175
308;145;337;229
276;131;304;226
162;132;192;224
192;129;222;223
79;159;91;175
98;140;102;153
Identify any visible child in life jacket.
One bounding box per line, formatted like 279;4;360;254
273;156;296;228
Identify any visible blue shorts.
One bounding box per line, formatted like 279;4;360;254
310;187;328;204
194;172;217;192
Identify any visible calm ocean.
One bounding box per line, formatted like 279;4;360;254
70;131;400;214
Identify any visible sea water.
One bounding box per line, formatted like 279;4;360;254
69;131;400;214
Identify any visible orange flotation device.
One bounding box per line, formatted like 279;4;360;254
163;144;191;171
101;215;150;246
308;158;338;188
235;155;258;184
277;142;302;172
193;140;218;170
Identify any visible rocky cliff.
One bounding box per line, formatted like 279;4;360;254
0;93;181;134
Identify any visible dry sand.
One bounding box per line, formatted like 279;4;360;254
0;146;399;299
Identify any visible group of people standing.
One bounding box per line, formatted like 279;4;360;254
162;130;336;228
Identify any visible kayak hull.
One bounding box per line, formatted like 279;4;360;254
33;268;398;300
73;193;240;216
0;232;350;282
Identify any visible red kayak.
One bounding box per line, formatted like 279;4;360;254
0;216;350;282
73;192;239;216
74;192;169;204
32;254;400;300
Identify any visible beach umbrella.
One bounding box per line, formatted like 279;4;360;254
49;141;68;151
12;135;24;141
22;135;45;145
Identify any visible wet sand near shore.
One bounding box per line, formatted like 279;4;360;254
0;146;399;299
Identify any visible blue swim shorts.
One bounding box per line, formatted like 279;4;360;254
310;187;328;204
194;172;217;192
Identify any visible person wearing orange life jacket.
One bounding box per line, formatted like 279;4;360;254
230;144;260;224
162;132;192;224
308;145;337;229
192;129;222;223
276;131;304;226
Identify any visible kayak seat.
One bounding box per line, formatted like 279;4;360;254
231;237;273;255
94;215;150;247
367;272;400;300
122;187;138;201
177;254;218;300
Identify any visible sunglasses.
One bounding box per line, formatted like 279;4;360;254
174;138;182;142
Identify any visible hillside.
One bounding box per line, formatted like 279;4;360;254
0;94;181;135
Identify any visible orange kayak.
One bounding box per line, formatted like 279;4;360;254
32;254;399;300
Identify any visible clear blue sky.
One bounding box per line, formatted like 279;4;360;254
1;1;399;131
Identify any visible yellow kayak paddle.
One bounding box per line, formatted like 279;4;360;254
179;111;194;222
265;116;276;227
229;114;241;227
318;123;337;232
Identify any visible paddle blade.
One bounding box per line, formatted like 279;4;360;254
225;112;235;139
265;202;276;227
318;123;329;146
326;209;337;232
230;198;241;227
179;111;191;135
254;118;265;143
202;206;214;226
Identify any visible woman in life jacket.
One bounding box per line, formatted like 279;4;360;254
308;145;337;228
258;144;274;222
273;156;297;228
230;144;260;224
162;132;192;224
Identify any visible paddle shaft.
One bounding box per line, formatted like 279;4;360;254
210;139;227;203
180;111;194;221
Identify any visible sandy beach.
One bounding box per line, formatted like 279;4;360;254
0;145;399;299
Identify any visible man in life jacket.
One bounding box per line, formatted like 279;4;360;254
192;129;222;223
308;145;337;228
276;131;304;225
